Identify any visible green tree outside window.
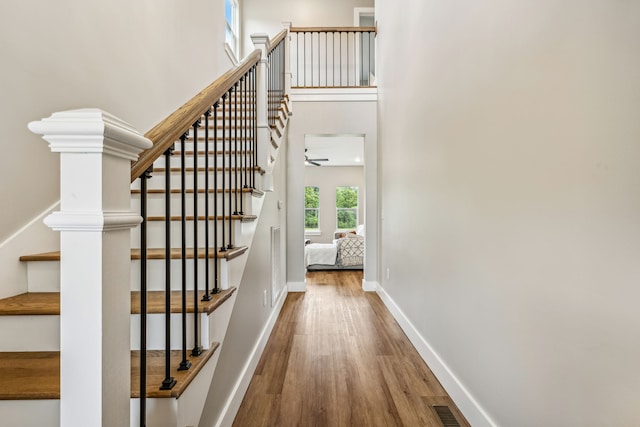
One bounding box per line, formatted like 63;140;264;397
305;186;320;229
336;186;358;229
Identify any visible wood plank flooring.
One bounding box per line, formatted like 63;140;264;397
233;270;470;427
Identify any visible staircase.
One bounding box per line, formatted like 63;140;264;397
0;31;291;427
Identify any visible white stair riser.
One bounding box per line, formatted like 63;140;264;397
0;315;59;351
0;401;58;427
26;261;60;292
131;312;210;351
131;192;255;217
131;170;255;191
130;258;232;292
25;257;232;293
165;155;252;168
180;140;255;151
0;311;215;352
131;220;242;248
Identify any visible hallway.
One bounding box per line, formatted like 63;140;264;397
233;271;470;426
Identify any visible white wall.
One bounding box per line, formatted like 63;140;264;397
198;131;288;427
0;0;233;294
241;0;374;57
376;1;640;426
305;166;365;243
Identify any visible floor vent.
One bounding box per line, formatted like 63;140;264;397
433;405;461;427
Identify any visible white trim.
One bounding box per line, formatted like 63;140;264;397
44;211;142;231
376;285;498;427
214;285;288;427
286;281;306;292
224;43;239;66
0;201;59;250
28;108;152;161
291;88;378;103
353;7;375;26
362;280;378;292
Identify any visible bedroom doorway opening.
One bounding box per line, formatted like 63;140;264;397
303;134;366;272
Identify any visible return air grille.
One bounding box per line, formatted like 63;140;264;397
433;405;461;427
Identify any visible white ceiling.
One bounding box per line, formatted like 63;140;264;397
305;134;364;167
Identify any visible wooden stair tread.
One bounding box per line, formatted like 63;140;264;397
152;166;262;173
131;187;256;194
19;246;248;262
0;287;235;316
0;292;59;315
171;150;253;156
0;352;59;399
131;288;236;315
131;344;219;399
146;214;257;222
0;346;219;400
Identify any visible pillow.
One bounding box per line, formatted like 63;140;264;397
338;230;357;238
356;224;365;236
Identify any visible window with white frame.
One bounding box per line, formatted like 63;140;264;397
225;0;239;58
305;186;320;231
336;186;358;230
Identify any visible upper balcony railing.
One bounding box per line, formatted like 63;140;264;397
290;26;376;88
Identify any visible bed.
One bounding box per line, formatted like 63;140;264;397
305;225;365;270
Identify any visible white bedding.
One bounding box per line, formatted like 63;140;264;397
304;243;338;267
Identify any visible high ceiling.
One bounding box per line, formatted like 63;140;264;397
304;134;364;167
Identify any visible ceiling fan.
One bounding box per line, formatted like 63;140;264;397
305;149;329;166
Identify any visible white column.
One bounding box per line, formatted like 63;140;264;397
28;109;152;427
251;33;273;186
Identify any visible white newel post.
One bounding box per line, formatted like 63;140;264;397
28;109;152;427
251;33;273;190
282;22;293;98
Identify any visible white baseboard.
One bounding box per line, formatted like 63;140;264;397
214;285;288;427
362;280;379;292
375;285;498;427
286;281;306;292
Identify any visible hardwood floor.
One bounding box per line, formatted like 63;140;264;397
233;270;470;427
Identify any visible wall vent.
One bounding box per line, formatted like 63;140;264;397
432;405;461;427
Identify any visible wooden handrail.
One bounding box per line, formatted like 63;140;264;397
268;29;288;54
290;26;377;34
131;50;262;182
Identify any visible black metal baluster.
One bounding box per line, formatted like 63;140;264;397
241;74;247;218
178;132;191;371
212;101;220;294
227;86;234;250
233;82;239;216
220;93;227;252
160;146;177;391
191;120;203;358
203;110;213;302
139;166;152;427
